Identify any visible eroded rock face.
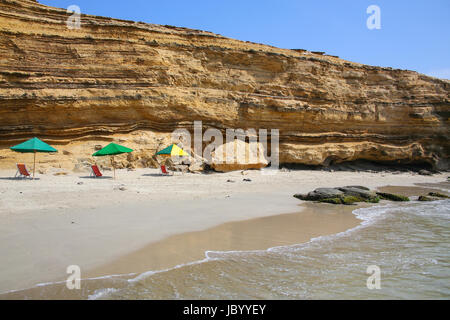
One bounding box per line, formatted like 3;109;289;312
0;0;449;170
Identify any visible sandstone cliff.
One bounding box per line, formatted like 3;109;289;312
0;0;449;171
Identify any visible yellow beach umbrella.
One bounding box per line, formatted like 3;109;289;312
155;144;189;157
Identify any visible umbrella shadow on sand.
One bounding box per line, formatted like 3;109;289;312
141;173;172;177
0;177;41;181
78;175;114;179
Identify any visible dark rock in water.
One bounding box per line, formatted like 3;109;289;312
320;198;343;204
341;196;363;205
341;196;361;205
376;192;410;201
297;188;344;201
295;186;393;205
418;169;433;176
418;195;439;201
428;192;449;198
294;185;413;205
337;187;377;200
293;193;306;200
295;187;379;204
227;179;235;183
319;195;380;205
367;196;381;203
243;178;252;182
343;185;370;191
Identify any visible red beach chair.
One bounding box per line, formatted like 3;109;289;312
91;165;103;178
15;163;32;179
160;165;172;175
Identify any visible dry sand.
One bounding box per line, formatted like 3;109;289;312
0;167;447;294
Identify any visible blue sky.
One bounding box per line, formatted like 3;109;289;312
40;0;450;79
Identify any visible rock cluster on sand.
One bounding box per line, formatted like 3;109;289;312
294;186;382;205
295;187;449;205
375;192;410;202
294;186;412;205
159;140;268;173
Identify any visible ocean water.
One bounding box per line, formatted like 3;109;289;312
80;198;449;300
4;194;450;300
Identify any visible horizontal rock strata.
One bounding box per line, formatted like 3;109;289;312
0;0;449;170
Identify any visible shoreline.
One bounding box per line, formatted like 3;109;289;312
79;180;450;285
0;168;448;296
2;202;364;299
86;202;365;281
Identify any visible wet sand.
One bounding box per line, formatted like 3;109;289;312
87;202;363;279
377;182;450;198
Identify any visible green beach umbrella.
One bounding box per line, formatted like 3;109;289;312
10;137;58;179
92;143;133;179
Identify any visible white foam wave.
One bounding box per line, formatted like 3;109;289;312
88;288;120;300
0;272;138;296
128;257;215;283
407;199;450;218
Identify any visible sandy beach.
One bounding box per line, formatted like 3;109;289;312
0;168;447;296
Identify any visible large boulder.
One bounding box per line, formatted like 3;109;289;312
376;192;410;201
164;158;190;172
416;192;448;202
211;139;268;172
342;185;370;191
337;187;377;200
185;151;211;173
188;160;205;173
428;192;449;198
418;195;438;201
294;188;344;201
294;186;380;204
